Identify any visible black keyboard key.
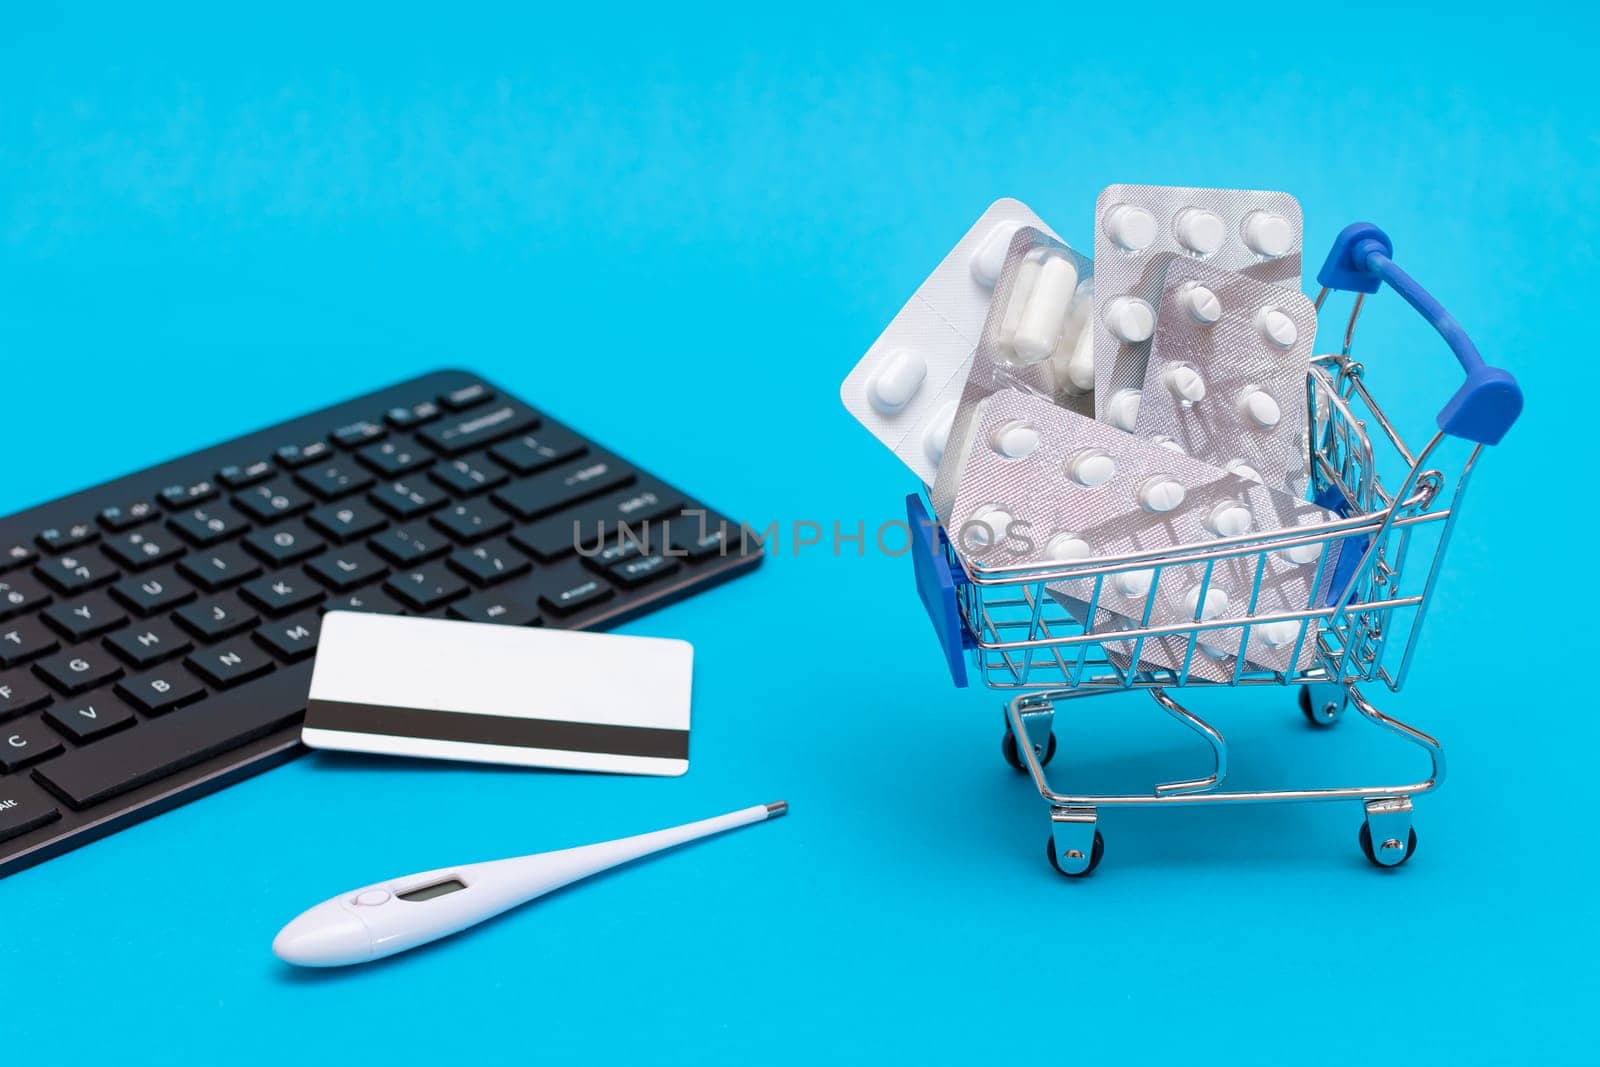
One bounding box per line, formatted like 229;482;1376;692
0;574;52;621
489;426;588;475
185;642;275;689
513;482;683;562
275;440;333;469
448;589;542;626
0;777;60;844
358;438;431;477
384;564;469;611
654;509;740;562
234;479;314;523
240;573;326;617
493;457;636;522
110;568;196;616
37;522;98;553
441;382;495;411
431;455;509;496
158;480;219;510
34;550;117;595
307;501;387;543
432;501;512;544
332;419;387;449
323;588;403;616
608;554;680;589
0;717;63;772
369;523;451;567
97;501;159;532
168;502;249;547
243;521;325;567
297;461;375;501
254;615;321;662
537;575;615;617
115;667;206;716
33;646;124;696
306;547;388;592
42;593;128;643
44;691;138;743
103;527;186;570
177;543;264;592
0;670;52;720
370;478;449;520
385;400;442;430
104;619;192;669
3;543;39;572
174;594;259;641
448;540;531;587
217;459;275;489
1;619;60;669
37;664;308;809
418;403;539;456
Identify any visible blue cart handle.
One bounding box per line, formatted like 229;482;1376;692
1316;222;1522;446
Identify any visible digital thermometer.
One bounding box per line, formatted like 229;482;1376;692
273;801;787;967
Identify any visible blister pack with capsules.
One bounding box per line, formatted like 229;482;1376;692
840;199;1062;485
1135;258;1318;498
1092;184;1303;432
948;388;1343;680
930;226;1094;520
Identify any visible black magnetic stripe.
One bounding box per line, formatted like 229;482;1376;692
304;699;689;761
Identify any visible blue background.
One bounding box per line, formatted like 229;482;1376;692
3;3;1595;1063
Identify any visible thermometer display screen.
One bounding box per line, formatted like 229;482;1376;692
397;878;467;902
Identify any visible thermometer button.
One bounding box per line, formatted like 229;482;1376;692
354;889;392;907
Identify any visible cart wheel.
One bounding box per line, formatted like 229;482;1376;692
1358;822;1418;868
1299;685;1342;727
1002;728;1057;772
1046;830;1104;877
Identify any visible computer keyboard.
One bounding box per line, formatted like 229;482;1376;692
0;369;761;877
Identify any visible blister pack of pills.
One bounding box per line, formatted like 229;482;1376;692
840;199;1061;485
1092;184;1303;431
1134;258;1318;498
929;226;1094;521
948;388;1340;680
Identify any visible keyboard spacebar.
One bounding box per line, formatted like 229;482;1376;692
34;662;313;810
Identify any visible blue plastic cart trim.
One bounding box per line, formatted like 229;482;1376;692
907;494;968;687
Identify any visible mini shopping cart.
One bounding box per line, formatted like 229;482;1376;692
908;222;1523;876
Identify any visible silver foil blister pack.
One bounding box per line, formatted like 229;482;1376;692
1135;258;1318;498
948;388;1340;680
1091;184;1303;431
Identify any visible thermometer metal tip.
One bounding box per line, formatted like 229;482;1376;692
765;800;789;817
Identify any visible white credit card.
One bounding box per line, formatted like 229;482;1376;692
302;613;693;777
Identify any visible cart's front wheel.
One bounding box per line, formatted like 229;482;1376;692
1046;831;1104;877
1358;822;1418;868
1299;684;1346;727
1002;728;1057;772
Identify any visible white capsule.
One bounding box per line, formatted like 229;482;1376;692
1065;447;1116;487
1256;307;1298;348
1012;255;1079;364
1106;389;1142;431
1256;619;1302;649
1242;210;1295;258
1104;296;1155;343
965;505;1012;548
1064;323;1095;393
1224;459;1263;483
1114;568;1154;598
1205;502;1253;537
1180;283;1223;325
1280;542;1324;566
1045;533;1093;562
997;257;1042;353
991;419;1041;459
1183;586;1232;620
867;348;926;415
1239;387;1283;429
922;401;958;468
971;221;1023;287
1175;208;1226;255
1163;363;1207;404
1138;476;1186;513
1150;434;1186;455
1104;203;1158;252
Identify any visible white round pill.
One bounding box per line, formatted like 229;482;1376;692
1065;447;1116;487
1104;296;1155;343
1205;502;1253;537
971;221;1024;287
1242;210;1294;258
1045;533;1093;561
1105;203;1158;252
1239;387;1283;429
1280;542;1323;566
1065;323;1095;392
922;401;958;467
1138;476;1186;513
1163;363;1207;404
1180;283;1223;325
1114;568;1154;598
1256;619;1301;648
867;348;926;414
1175;208;1226;255
1182;586;1232;620
1224;459;1263;483
1151;434;1186;455
991;419;1041;459
965;505;1012;547
1106;389;1142;432
1256;307;1298;348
